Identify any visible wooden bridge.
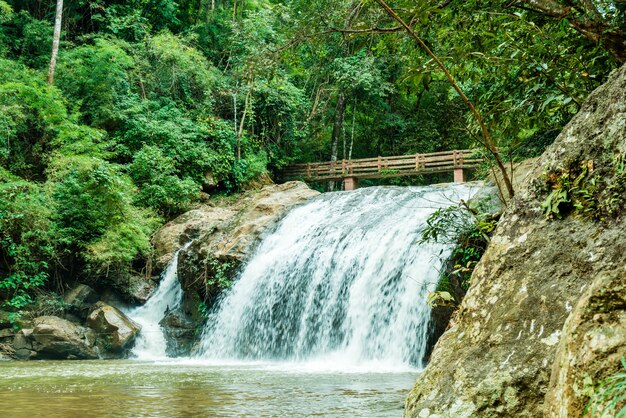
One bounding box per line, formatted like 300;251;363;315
283;149;483;190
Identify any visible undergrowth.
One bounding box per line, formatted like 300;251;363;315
420;201;498;307
585;358;626;418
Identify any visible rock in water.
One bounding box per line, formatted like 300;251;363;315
405;64;626;417
87;303;141;353
159;310;197;357
30;316;98;360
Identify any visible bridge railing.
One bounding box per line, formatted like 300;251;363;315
283;149;483;181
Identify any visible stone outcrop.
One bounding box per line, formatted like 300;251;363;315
544;272;626;417
405;64;626;417
16;316;99;360
176;181;319;297
87;303;141;354
151;181;319;355
152;205;237;272
63;283;99;319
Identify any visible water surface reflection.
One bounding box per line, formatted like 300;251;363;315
0;360;416;417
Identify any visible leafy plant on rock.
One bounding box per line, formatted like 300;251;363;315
420;201;497;304
585;357;626;418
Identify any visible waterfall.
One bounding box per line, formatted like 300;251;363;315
196;184;476;369
127;243;190;360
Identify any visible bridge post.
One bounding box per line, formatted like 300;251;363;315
453;150;465;182
454;168;465;182
343;177;359;191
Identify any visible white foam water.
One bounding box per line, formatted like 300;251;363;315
196;184;477;370
127;242;191;360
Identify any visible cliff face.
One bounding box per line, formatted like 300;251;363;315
405;64;626;417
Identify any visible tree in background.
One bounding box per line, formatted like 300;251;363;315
512;0;626;63
46;0;61;84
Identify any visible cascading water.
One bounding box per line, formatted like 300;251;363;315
197;184;477;369
127;243;190;360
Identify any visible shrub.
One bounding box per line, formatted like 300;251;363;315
420;203;497;297
56;38;134;129
129;145;200;216
49;156;160;275
0;168;54;311
0;59;69;179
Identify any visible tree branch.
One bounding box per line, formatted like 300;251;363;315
373;0;515;199
328;26;403;34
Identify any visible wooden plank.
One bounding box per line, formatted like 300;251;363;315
284;162;482;179
282;149;483;180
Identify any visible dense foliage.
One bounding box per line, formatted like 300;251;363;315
0;0;621;314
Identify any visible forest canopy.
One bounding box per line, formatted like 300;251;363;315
0;0;622;315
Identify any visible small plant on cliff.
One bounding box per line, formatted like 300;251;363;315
420;202;497;297
427;291;456;308
199;256;236;303
542;153;626;221
585;357;626;418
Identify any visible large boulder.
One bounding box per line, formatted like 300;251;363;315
152;206;237;272
30;316;98;360
13;328;36;359
544;272;626;417
87;303;141;354
405;64;626;417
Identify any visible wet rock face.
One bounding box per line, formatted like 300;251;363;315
159;310;197;357
405;64;626;417
87;303;141;354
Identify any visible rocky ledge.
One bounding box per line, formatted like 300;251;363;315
152;181;320;355
405;65;626;416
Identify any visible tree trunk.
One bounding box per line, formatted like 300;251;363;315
47;0;63;85
233;90;238;134
237;80;253;160
349;99;356;160
328;1;360;191
329;92;347;191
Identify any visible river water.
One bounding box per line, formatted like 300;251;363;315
0;360;416;417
